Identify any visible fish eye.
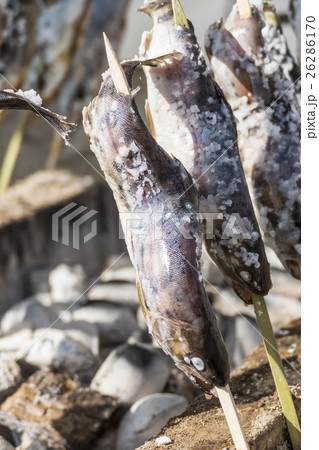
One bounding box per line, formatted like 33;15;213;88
239;270;252;282
191;357;205;371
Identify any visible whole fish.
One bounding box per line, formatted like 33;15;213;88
82;36;230;393
139;0;271;302
205;0;301;279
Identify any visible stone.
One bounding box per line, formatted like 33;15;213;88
213;282;301;334
88;282;139;307
19;440;48;450
90;427;118;450
0;410;65;449
155;436;173;445
0;436;15;449
49;264;86;303
100;265;136;284
201;248;225;286
270;270;301;300
71;303;137;346
1;370;118;450
0;352;23;403
54;320;100;356
24;328;99;383
265;294;301;333
0;297;57;335
0;329;33;352
91;343;171;405
212;284;256;319
116;394;188;450
216;312;263;369
137;320;301;450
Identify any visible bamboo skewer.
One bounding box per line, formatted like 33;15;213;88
103;32;130;95
216;384;250;450
252;294;301;449
236;0;252;18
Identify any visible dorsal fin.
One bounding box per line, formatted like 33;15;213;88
172;0;189;29
139;52;183;66
103;32;130;95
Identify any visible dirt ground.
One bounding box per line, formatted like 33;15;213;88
138;319;301;450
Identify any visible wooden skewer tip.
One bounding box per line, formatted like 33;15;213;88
102;32;130;96
236;0;252;18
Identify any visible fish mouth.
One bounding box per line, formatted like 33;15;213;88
190;372;228;393
175;362;228;394
226;275;272;304
229;280;253;304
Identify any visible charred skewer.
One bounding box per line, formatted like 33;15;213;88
83;34;230;396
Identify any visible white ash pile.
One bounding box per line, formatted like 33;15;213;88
0;252;300;449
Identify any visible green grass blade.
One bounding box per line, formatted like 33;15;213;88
0;111;29;194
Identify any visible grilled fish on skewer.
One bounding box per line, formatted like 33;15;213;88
139;0;271;302
82;36;230;393
206;1;301;279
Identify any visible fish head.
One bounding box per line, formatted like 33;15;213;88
223;4;265;56
139;0;172;18
172;320;230;391
152;314;230;392
139;0;191;31
219;250;272;303
225;257;272;302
